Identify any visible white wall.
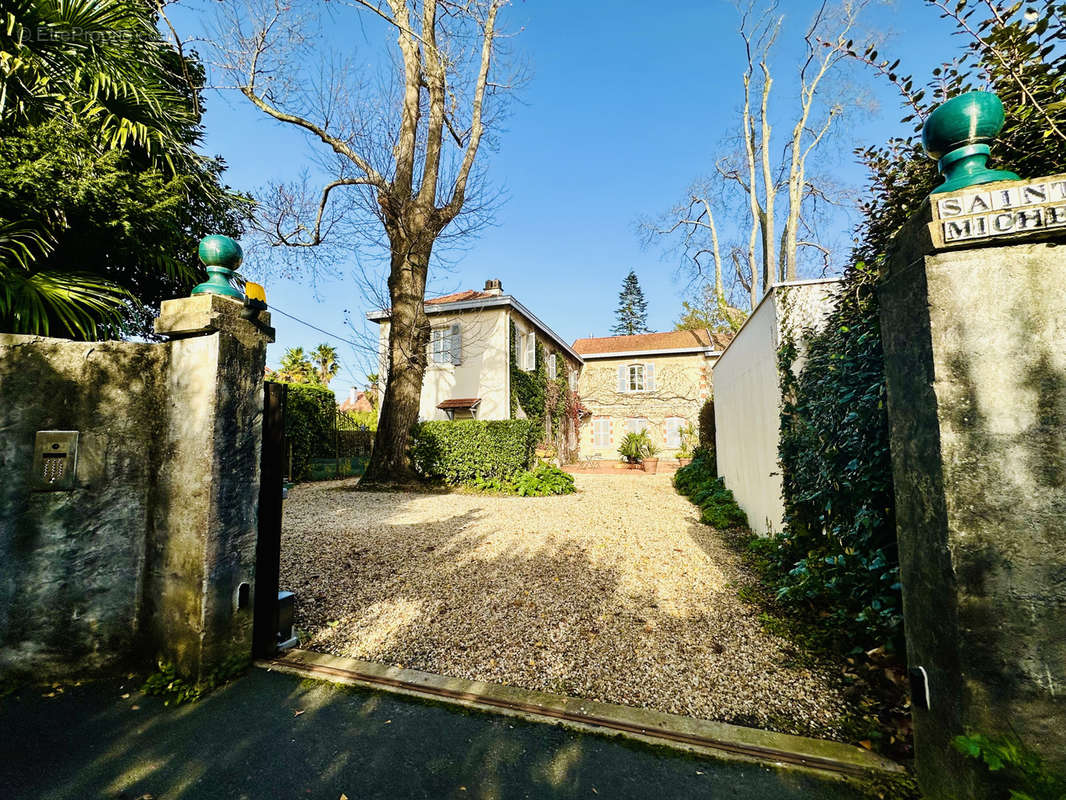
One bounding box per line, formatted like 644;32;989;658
713;280;840;537
377;308;511;421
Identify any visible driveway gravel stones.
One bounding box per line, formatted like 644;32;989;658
280;474;849;738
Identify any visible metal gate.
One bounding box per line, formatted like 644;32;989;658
252;381;286;658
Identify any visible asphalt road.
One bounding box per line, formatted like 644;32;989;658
0;667;883;799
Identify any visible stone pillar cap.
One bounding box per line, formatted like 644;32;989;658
155;293;275;345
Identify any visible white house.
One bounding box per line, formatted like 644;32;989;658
367;280;582;422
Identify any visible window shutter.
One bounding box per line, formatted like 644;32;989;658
525;333;535;371
450;323;462;365
617;365;626;392
645;362;656;391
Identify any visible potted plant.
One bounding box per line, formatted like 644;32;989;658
618;431;651;470
676;424;696;467
643;441;660;474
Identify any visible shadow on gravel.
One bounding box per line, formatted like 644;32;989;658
279;484;848;736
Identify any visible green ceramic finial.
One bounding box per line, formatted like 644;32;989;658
191;235;245;299
923;90;1020;194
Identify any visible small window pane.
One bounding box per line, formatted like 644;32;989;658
430;328;451;364
548;354;557;379
628;364;644;392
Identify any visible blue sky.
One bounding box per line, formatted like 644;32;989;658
173;0;957;396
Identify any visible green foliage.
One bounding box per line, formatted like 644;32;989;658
141;655;249;707
310;343;340;386
412;420;537;484
510;322;546;421
698;399;716;450
676;424;697;459
674;295;745;334
508;320;576;452
772;271;902;654
514;464;576;496
618;430;652;463
338;409;377;432
0;1;248;338
674;451;748;529
954;733;1066;800
767;1;1066;656
276;346;322;385
611;269;650;335
274;381;337;481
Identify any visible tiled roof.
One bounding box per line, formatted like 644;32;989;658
572;329;732;355
425;290;495;305
437;397;481;409
339;391;374;413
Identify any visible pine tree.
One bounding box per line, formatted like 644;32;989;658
611;270;650;335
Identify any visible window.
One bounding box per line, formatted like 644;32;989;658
628;364;644;391
430;324;461;365
548;353;557;379
525;332;535;371
568;368;578;392
593;418;611;447
616;362;655;393
430;327;450;364
665;417;685;448
627;417;649;435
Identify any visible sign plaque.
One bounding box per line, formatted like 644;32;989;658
929;174;1066;249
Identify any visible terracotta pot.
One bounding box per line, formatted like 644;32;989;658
677;457;692;467
643;457;659;474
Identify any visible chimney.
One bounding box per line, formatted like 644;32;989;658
483;278;503;296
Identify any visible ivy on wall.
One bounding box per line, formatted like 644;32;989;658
509;320;579;452
773;272;902;653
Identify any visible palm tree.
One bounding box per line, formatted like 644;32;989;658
0;0;219;337
277;347;314;384
311;344;340;386
365;372;380;411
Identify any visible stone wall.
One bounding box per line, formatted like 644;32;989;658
578;352;711;459
0;294;272;681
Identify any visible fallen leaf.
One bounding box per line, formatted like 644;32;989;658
859;740;873;750
121;693;131;699
294;709;305;717
340;794;348;800
131;705;141;711
385;720;392;724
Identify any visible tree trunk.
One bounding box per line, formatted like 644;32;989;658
361;236;433;486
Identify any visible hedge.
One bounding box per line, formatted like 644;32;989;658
673;450;747;529
411;419;537;483
270;381;336;480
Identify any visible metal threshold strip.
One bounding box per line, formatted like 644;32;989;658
259;654;901;780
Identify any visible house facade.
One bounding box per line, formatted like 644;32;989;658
573;330;729;459
368;281;730;463
367;280;582;423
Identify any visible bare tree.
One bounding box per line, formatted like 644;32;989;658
216;0;514;484
652;0;871;316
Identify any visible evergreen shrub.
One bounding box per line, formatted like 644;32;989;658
273;381;336;480
674;451;748;530
411;420;537;483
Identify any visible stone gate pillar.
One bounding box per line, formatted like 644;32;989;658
879;93;1066;799
148;239;274;682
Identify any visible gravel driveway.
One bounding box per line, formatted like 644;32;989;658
280;474;849;738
